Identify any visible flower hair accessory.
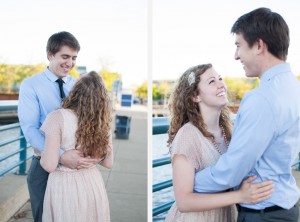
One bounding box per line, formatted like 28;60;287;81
187;71;195;86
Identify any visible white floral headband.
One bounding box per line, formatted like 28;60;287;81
187;71;195;86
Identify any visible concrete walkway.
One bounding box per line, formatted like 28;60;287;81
1;105;147;222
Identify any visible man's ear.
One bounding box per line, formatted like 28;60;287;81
192;95;201;103
47;51;53;61
256;39;267;53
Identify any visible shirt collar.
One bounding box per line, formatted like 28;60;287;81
44;67;69;83
260;63;291;83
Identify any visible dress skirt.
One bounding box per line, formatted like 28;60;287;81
42;166;110;222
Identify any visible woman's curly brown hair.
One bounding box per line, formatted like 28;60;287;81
168;63;232;147
62;71;112;159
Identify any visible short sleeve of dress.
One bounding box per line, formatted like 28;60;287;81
40;109;64;141
170;123;201;170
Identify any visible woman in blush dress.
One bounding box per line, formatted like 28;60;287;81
40;71;113;222
164;64;274;222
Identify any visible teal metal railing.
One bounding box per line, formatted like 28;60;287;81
152;116;300;219
0;123;32;176
152;117;174;218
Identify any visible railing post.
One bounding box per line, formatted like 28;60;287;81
18;129;27;175
298;153;300;171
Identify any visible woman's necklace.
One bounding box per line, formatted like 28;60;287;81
211;125;229;154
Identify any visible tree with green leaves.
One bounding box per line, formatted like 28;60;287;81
99;68;121;91
157;81;171;107
135;81;148;103
0;63;47;93
224;77;259;103
152;84;162;100
0;63;81;94
0;64;16;93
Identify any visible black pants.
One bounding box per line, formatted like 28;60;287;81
237;205;299;222
27;156;49;222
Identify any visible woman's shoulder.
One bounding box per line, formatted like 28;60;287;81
46;109;63;119
45;108;75;122
41;109;64;132
55;108;77;117
172;122;202;145
177;122;199;136
170;122;203;165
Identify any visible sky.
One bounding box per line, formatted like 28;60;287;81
0;0;147;89
152;0;300;81
1;1;299;89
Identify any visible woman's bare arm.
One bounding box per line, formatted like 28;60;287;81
173;154;273;213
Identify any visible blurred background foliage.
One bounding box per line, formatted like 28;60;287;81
0;63;299;105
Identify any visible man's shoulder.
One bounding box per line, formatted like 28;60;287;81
241;87;266;104
22;71;45;85
238;87;273;118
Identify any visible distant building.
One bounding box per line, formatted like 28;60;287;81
152;79;175;87
77;66;87;76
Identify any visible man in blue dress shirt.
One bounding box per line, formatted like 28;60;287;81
18;31;99;222
194;8;300;222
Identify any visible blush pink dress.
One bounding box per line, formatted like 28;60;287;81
41;109;110;222
164;122;237;222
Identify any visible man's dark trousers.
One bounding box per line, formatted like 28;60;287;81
237;205;299;222
27;156;49;222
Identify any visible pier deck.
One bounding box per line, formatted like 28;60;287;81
0;105;147;222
